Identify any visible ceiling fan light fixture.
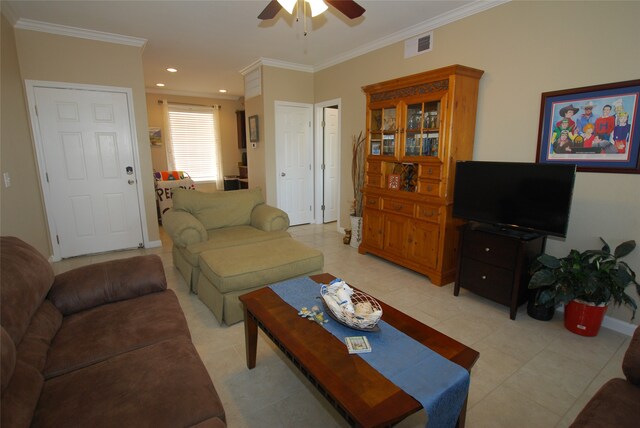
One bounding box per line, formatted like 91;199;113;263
306;0;328;17
277;0;297;14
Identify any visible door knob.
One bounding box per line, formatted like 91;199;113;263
281;172;286;177
128;179;135;185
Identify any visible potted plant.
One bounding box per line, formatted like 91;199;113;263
529;238;639;336
349;131;366;248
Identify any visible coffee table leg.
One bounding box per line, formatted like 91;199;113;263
244;306;257;369
456;395;469;428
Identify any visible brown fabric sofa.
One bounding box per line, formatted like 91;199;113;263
570;326;640;427
1;236;226;427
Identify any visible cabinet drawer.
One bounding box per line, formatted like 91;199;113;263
420;164;442;179
381;198;415;216
364;195;380;209
418;179;443;197
459;257;513;306
462;230;518;269
416;204;441;223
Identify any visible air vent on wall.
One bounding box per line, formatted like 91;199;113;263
404;32;433;59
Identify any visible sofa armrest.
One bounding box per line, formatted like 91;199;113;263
251;204;290;232
48;255;167;316
163;210;208;247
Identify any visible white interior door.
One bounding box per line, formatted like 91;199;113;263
322;107;339;223
276;102;313;226
32;86;144;258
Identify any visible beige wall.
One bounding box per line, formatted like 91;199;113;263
314;0;640;323
244;91;266;197
261;66;314;205
145;92;244;192
0;14;51;255
9;25;160;250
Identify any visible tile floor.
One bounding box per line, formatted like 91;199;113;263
52;223;632;428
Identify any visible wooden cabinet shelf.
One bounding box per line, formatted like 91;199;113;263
359;65;484;286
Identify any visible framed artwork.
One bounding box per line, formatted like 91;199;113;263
248;115;259;142
387;173;401;190
149;127;162;146
536;79;640;174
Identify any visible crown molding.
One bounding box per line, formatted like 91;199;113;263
14;18;147;48
239;59;263;76
239;57;314;75
146;87;240;101
315;0;510;71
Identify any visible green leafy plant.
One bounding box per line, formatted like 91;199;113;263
528;238;640;320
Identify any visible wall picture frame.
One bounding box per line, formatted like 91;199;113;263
536;79;640;174
248;115;259;142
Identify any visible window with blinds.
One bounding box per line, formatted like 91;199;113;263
167;105;220;182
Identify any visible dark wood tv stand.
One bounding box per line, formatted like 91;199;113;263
454;222;547;319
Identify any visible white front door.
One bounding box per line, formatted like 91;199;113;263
275;102;313;226
32;86;144;258
322;107;339;223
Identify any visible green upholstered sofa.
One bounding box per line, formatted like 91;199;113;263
163;188;291;293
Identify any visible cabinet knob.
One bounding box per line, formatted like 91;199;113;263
485;247;490;252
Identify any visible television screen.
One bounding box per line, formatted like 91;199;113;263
453;161;577;237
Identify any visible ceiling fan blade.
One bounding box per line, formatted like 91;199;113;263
325;0;365;19
258;0;283;20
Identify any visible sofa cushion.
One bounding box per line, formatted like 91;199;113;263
33;337;226;428
172;187;264;230
16;301;62;373
199;238;324;293
1;236;55;345
0;359;43;428
569;378;640;427
178;226;291;266
44;290;190;379
48;255;167;316
1;327;16;393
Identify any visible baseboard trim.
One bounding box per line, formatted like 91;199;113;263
146;240;162;249
556;305;637;336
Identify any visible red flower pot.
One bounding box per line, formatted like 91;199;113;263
564;300;608;337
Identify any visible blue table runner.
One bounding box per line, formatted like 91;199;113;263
269;276;470;428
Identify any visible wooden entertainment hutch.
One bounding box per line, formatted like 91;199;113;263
358;65;484;286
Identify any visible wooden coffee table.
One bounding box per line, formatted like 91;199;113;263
239;273;479;428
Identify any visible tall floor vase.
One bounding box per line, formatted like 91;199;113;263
350;216;362;249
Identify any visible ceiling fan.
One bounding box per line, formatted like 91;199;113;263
258;0;365;20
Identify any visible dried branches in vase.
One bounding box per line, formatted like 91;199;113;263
351;131;366;217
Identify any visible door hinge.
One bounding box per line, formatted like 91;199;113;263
45;172;49;183
310;205;312;211
56;235;59;244
321;163;325;170
321;204;325;211
321;120;325;127
309;121;312;127
35;105;39;116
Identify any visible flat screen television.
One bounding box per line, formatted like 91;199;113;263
453;161;577;237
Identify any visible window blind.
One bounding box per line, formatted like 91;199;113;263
166;104;221;182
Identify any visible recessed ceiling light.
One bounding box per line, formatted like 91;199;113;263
166;68;177;73
156;83;165;87
219;89;227;93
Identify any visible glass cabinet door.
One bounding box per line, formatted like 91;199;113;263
369;106;397;156
403;100;440;158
